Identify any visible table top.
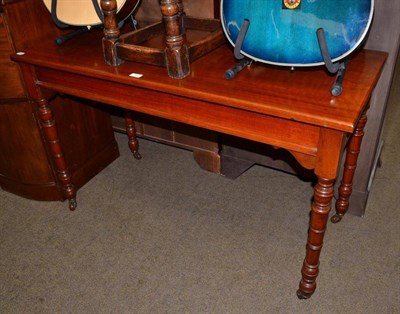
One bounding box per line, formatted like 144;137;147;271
12;29;387;133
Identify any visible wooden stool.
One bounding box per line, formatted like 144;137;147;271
100;0;224;79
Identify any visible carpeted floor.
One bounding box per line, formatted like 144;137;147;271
1;70;399;313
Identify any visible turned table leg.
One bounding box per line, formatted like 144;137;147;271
297;128;344;298
19;63;77;210
124;112;142;160
37;98;77;210
332;109;368;223
297;177;334;299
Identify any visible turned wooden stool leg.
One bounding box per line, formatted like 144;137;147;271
331;109;368;223
160;0;190;79
176;0;185;32
37;98;77;210
297;177;335;299
101;0;122;66
124;111;142;160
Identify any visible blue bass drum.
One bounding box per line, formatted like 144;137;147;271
221;0;374;67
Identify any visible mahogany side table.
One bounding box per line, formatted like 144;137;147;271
11;28;386;298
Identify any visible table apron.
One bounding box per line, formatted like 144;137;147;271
35;67;320;158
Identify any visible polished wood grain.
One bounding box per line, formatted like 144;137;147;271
16;37;385;133
11;26;386;298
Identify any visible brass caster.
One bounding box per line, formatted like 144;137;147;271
133;151;142;160
69;199;77;211
296;289;311;300
331;213;343;224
